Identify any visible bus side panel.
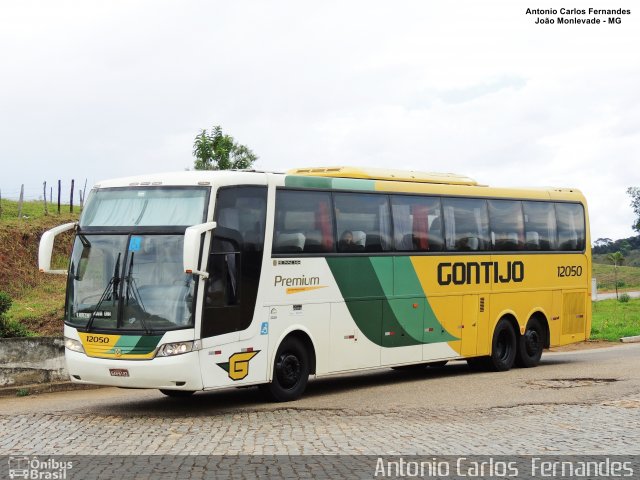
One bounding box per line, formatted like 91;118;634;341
266;302;331;377
489;291;553;337
329;301;381;372
199;308;270;389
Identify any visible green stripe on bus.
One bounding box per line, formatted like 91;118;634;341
285;176;376;191
108;335;162;354
326;256;457;347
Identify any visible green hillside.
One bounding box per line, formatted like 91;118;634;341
0;200;77;336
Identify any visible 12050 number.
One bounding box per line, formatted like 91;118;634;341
557;265;583;277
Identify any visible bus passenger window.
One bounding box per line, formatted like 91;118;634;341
488;200;525;251
334;193;392;253
442;198;490;252
391;196;444;252
523;201;557;251
274;190;334;254
556;203;585;251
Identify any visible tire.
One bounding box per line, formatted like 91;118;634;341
486;318;517;372
261;337;310;402
516;317;545;368
159;389;195;398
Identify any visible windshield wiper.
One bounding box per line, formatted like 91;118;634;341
124;252;151;334
86;252;121;333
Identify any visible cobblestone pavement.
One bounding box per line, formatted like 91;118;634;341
1;344;639;456
1;397;639;456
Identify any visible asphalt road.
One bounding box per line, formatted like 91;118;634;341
594;290;640;301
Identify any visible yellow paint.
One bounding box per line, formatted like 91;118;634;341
78;333;156;360
287;166;478;185
286;285;328;295
228;351;259;380
409;254;591;353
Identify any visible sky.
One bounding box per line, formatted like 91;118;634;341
1;1;639;241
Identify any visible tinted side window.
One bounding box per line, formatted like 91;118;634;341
273;190;334;254
556;203;585;251
391;196;444;252
203;186;267;338
214;186;267;252
334;193;392;252
523;201;557;250
488;200;524;251
442;198;490;251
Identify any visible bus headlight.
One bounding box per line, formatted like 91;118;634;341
64;337;85;354
157;340;199;357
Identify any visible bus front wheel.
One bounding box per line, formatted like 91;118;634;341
516;317;545;368
261;337;310;402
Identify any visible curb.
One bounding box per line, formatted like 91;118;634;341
0;381;103;398
620;335;640;344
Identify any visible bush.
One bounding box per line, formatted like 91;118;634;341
0;317;32;338
0;291;32;337
619;293;631;303
0;291;12;315
616;280;626;288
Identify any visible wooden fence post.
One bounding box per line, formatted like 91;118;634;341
82;179;87;209
43;181;48;215
17;184;24;219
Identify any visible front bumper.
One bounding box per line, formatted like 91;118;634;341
65;349;203;391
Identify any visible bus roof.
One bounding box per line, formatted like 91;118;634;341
287;166;479;186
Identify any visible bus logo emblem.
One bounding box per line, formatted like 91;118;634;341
217;351;260;381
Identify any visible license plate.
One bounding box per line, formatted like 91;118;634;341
109;368;130;377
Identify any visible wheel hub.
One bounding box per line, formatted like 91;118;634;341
277;353;301;388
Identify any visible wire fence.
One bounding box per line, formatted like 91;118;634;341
0;179;88;219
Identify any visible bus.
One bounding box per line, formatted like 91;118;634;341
39;167;591;401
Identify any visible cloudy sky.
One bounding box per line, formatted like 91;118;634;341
1;1;638;240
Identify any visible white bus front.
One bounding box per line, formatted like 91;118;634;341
41;186;210;393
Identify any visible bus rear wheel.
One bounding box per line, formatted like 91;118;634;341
516;317;545;368
487;318;517;371
261;337;310;402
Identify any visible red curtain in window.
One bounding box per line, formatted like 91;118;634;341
412;205;429;250
316;201;333;250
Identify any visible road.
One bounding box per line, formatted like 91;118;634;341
594;290;640;301
1;343;639;456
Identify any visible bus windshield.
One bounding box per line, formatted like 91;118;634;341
80;187;208;227
66;234;194;332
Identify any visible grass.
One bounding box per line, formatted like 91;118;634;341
0;198;78;221
5;275;66;336
591;298;640;341
0;200;78;337
594;250;640;268
592;263;640;292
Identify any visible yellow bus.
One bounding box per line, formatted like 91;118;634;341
39;167;591;401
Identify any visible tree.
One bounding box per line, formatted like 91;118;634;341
628;187;640;233
193;126;257;171
606;251;625;300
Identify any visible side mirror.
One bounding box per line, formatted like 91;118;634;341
183;221;216;277
38;222;77;274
